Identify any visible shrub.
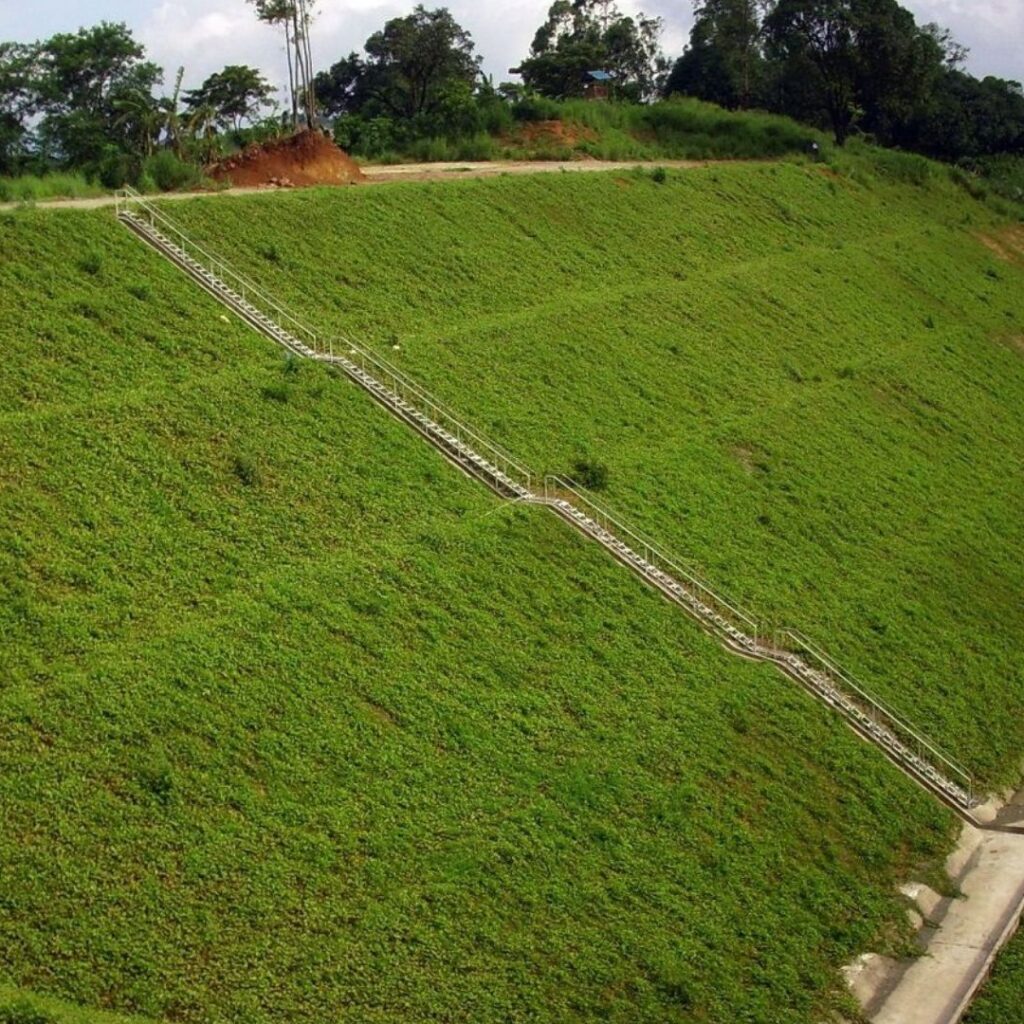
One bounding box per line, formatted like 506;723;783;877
141;150;204;192
232;455;261;486
261;384;290;403
651;166;668;185
870;148;933;187
77;253;102;276
0;1001;55;1024
573;459;610;491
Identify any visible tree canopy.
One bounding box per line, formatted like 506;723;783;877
316;5;480;124
184;65;276;132
667;0;1024;152
514;1;666;101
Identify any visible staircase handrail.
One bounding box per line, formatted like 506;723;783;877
782;628;973;799
544;474;762;642
116;192;984;817
116;187;321;354
330;341;534;490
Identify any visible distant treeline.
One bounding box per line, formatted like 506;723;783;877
0;1;1021;191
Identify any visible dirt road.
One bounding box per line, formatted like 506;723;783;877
0;159;720;212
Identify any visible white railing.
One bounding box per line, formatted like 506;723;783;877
116;186;324;356
544;474;763;644
781;629;974;804
116;186;532;496
324;345;533;494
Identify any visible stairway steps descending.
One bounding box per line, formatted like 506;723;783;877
115;189;980;821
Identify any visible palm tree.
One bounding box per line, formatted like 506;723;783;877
186;102;220;164
161;67;186;157
113;89;163;157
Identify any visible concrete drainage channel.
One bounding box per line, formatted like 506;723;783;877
114;187;1024;1022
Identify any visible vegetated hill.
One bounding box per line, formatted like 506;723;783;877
169;156;1024;788
0;204;958;1024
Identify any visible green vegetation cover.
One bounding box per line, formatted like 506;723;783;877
170;160;1024;786
0;161;1020;1023
966;927;1024;1024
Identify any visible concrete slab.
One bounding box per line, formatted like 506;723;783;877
872;828;1024;1024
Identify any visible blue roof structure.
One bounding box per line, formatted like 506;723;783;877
587;70;614;82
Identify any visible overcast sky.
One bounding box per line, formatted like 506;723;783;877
1;1;1020;99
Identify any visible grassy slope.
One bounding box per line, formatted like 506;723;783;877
966;927;1024;1024
0;205;956;1023
169;162;1024;787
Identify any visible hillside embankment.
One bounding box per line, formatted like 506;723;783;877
1;161;1021;1023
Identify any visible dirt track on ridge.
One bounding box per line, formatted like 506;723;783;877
0;159;726;212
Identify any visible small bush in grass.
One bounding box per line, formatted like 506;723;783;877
142;150;204;192
261;383;290;403
573;459;610;491
260;244;282;264
0;1000;55;1024
77;253;102;276
651;166;668;184
232;455;261;486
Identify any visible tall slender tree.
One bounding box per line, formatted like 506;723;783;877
250;0;318;128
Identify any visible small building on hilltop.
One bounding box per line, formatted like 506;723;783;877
584;70;614;101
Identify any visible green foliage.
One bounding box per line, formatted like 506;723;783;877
516;0;667;101
0;172;103;203
572;458;610;490
0;985;154;1024
183;65;276;132
316;6;481;134
672;0;1024;160
0;180;979;1023
140;150;204;192
963;926;1024;1024
170;164;1024;792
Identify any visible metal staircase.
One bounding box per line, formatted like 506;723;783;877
115;186;985;821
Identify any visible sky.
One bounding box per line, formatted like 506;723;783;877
0;1;1021;100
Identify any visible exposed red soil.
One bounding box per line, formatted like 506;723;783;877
208;130;365;189
503;119;597;151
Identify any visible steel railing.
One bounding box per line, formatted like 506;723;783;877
116;186;324;356
543;474;763;645
780;629;974;805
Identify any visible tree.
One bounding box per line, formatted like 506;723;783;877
0;42;37;173
184;65;276;131
515;1;666;101
33;22;161;166
250;0;317;128
666;1;765;109
764;0;861;145
848;0;947;147
315;6;480;125
112;88;163;157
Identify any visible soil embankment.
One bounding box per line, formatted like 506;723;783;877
207;129;365;188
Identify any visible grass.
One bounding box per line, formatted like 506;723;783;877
166;159;1024;790
0;192;970;1022
0;172;104;204
358;96;821;165
965;926;1024;1024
